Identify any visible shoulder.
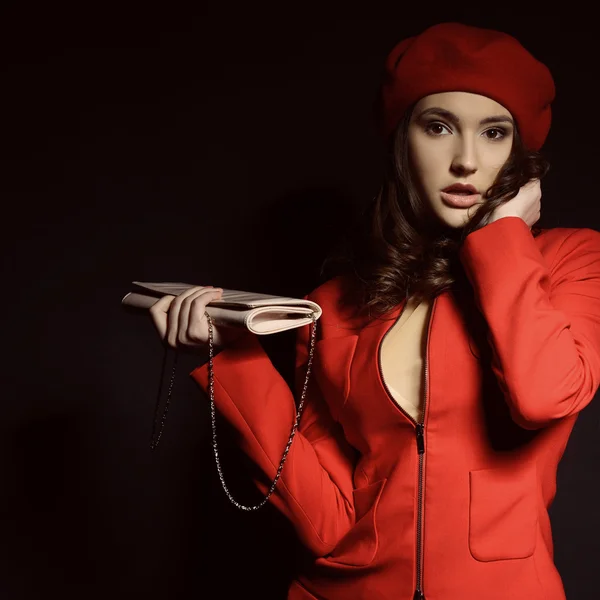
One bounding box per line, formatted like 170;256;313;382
304;274;369;335
536;225;600;255
535;226;600;279
306;274;351;303
536;224;600;244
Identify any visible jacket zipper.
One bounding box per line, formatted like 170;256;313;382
377;296;436;600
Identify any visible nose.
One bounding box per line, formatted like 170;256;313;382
450;136;478;177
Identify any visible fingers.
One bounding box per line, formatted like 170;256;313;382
149;294;176;341
173;286;219;347
527;178;542;197
167;286;205;348
149;285;223;349
187;289;222;343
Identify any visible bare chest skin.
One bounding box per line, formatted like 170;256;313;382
379;297;432;422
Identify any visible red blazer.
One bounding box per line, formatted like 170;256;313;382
191;217;600;600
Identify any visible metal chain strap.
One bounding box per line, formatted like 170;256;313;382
149;312;319;512
206;311;318;511
150;349;178;451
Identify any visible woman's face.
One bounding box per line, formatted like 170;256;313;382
407;91;515;229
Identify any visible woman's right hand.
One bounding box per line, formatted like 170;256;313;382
149;285;249;353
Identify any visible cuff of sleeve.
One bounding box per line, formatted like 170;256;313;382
459;216;533;279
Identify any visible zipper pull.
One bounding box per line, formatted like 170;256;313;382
415;423;425;454
413;589;426;600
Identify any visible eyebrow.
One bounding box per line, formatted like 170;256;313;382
416;107;515;127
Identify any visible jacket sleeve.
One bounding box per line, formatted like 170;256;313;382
189;308;359;556
459;216;600;429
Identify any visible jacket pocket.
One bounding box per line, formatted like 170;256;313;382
325;478;387;567
469;462;538;562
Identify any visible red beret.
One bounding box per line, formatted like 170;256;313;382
378;22;555;151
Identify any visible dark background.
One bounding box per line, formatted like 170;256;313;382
2;4;599;599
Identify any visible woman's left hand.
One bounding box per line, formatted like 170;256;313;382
487;178;542;229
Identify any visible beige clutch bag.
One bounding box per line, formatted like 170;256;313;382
122;281;322;335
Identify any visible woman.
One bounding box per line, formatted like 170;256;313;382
149;22;600;600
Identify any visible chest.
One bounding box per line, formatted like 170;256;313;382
379;297;432;422
314;290;499;451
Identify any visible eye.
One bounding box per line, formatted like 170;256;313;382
483;127;507;141
424;121;451;136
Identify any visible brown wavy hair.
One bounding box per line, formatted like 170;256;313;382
320;104;550;321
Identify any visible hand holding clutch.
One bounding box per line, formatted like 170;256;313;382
122;281;323;335
147;285;250;353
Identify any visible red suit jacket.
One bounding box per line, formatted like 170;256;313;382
191;217;600;600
